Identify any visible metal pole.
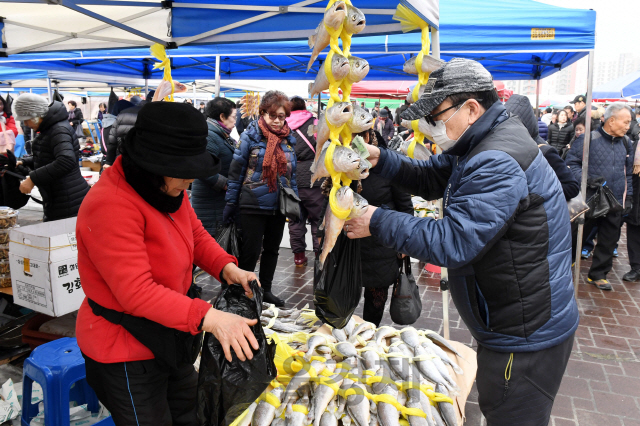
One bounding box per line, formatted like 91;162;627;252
145;78;149;97
317;92;321;117
573;50;595;299
46;77;53;103
30;88;34;141
215;55;221;97
192;81;197;106
432;27;450;340
536;78;541;117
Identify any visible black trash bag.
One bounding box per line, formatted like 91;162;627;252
216;222;240;258
314;232;362;329
197;281;277;426
390;257;422;325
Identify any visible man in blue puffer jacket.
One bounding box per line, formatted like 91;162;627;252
565;103;634;290
344;59;578;426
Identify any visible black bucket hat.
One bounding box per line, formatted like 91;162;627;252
125;102;220;179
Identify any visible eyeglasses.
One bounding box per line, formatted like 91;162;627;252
268;113;287;121
424;99;482;126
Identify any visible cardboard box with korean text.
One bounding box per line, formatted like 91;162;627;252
9;218;83;317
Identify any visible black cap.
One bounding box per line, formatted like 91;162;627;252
570;95;586;104
379;109;389;118
125;102;220;179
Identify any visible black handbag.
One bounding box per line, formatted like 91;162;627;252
277;175;301;221
586;180;623;220
389;257;422;325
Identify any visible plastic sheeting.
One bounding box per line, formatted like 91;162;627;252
592;71;640;100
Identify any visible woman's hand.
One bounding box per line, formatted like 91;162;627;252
202;308;259;362
366;144;381;168
19;177;35;194
222;263;260;297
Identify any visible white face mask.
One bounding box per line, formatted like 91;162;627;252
425;100;470;152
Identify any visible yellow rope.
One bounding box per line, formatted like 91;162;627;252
150;43;175;101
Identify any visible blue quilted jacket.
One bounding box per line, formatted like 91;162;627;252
565;127;633;206
225;120;298;212
369;102;579;353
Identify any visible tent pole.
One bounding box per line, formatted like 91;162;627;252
215;55;221;97
573;49;595;299
145;78;148;97
192;82;197;106
30;88;35;141
536;78;540;116
317;92;321;117
432;27;450;341
46;77;53;102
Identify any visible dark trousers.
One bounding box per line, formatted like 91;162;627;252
583;211;623;280
288;187;324;254
476;333;574;426
627;222;640;271
83;354;197;426
362;287;390;327
239;212;286;292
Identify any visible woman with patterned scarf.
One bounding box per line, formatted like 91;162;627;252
224;91;298;307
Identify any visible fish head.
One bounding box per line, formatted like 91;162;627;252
331;54;352;80
347;56;370;83
417;118;431;135
403;56;418;75
401;119;414;130
350;193;369;218
335;186;354;210
324;1;347;29
344;5;366;34
422;55;446;73
358;163;370;180
405;91;414;105
326;102;354;127
348;107;374;133
272;386;285;399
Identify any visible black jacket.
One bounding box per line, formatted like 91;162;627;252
626;140;640;226
27;101;90;221
107;105;141;166
191;119;237;236
547;122;574;152
357;172;413;288
291;116;319;189
68;108;84;131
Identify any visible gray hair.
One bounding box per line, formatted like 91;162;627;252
12;93;50;122
604;102;632;122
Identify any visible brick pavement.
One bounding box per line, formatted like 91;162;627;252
196;225;640;426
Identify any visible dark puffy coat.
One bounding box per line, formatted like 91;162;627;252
68;108;84;131
28;101;90;221
357;172;413;288
626;140;640;226
566;127;633;206
547;122;574;152
369;102;578;353
226;120;298;212
538;119;548;141
106;105;140;166
374;118;394;142
191;119;237;236
504;95;579;201
289;111;318;189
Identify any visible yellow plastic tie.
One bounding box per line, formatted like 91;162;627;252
258;392;282;409
150;43;175;101
292;404;309;415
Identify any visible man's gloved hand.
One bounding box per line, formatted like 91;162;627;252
222;204;238;224
623;205;633;216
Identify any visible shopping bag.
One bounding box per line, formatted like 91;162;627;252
586;182;609;220
216;222;240;258
197;281;277;426
390;257;422;325
313;232;362;329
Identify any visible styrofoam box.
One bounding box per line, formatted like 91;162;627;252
9;218;83;317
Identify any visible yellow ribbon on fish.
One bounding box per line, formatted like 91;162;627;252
150;43;175;102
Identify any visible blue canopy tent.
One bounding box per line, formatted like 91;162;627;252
593;71;640;100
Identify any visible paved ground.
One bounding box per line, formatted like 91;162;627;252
197;225;640;426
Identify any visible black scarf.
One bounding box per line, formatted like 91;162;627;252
122;150;184;213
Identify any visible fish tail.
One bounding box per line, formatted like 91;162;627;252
309;82;316;98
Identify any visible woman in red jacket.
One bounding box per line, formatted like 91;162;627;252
0;96;18;137
76;102;260;426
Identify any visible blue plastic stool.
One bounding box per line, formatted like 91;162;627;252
21;337;115;426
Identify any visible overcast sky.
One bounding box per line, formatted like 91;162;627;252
535;0;639;59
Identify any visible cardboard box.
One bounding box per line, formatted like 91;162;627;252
81;160;101;172
9;218;83;317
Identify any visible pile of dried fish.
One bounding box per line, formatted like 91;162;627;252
238;92;261;120
236;307;466;426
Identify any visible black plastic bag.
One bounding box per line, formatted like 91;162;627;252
314;232;362;329
0;150;30;210
216;222;241;258
586;179;622;220
197;281;277;426
390;257;422;325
